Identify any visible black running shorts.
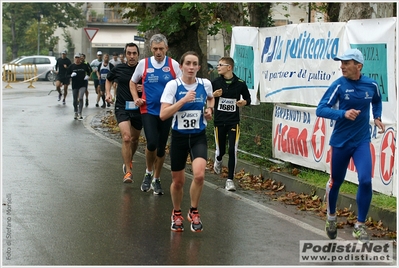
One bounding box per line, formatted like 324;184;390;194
56;75;70;85
170;130;208;171
114;107;142;130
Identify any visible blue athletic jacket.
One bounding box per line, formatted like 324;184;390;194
316;75;382;148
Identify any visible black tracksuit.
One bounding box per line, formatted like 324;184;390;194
212;73;251;126
211;73;251;180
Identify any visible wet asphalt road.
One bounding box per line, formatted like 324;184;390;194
2;82;395;267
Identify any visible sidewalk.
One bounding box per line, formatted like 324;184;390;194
90;109;397;232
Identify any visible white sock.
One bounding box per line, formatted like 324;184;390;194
146;169;153;175
327;215;336;221
354;222;363;228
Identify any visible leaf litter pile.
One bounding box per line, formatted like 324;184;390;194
99;110;396;244
205;160;397;244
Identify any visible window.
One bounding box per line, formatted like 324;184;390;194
34;58;50;64
19;58;34;65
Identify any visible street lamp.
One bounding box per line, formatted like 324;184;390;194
37;11;41;55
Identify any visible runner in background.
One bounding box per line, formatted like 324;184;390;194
119;53;126;64
109;51;123;101
96;53;114;108
54;50;72;105
66;53;91;120
90;51;103;107
105;43;142;183
80;53;92;107
212;56;251;191
130;33;182;195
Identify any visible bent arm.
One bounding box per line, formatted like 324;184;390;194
105;79;113;99
242;84;251;106
316;85;345;120
160;96;189;121
129;80;139;100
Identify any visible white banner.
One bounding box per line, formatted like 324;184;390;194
273;104;397;196
255;18;397;124
230;26;260;105
258;22;346;106
344;17;397;124
232;18;397;196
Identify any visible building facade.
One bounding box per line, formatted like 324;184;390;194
54;3;319;62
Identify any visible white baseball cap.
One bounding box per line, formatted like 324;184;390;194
334;48;364;64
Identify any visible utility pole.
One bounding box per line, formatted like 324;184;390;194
37;11;41;55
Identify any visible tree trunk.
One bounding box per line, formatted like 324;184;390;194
168;22;205;77
11;18;18;59
326;3;340;22
142;3;207;77
198;28;209;78
339;3;394;21
248;3;272;27
215;3;245;56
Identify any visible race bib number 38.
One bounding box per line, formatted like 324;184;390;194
218;97;236;112
176;110;201;130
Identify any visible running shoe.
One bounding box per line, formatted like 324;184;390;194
63;100;66;105
225;179;236;191
123;172;133;183
213;156;222;174
122;162;133;174
325;219;337;239
96;103;99;107
74;112;78;120
187;210;203;232
85;99;89;107
171;211;184;232
352;224;370;244
78;114;83;121
58;93;62;101
140;173;152;192
151;178;164;195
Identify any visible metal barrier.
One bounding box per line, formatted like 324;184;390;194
2;64;38;88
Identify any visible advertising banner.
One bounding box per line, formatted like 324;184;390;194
231;26;260;105
258;22;346;106
273;104;396;196
232;18;397;196
344;17;397;124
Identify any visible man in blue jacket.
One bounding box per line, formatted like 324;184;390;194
316;48;385;244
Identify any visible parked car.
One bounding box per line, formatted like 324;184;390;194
208;60;219;70
208;60;219;80
3;55;56;81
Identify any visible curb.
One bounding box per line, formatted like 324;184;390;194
208;151;397;232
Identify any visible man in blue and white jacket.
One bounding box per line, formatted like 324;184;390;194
316;48;385;244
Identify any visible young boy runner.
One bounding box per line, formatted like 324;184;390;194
212;56;251;191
